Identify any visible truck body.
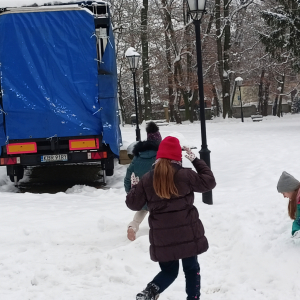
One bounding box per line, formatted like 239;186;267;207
0;1;121;182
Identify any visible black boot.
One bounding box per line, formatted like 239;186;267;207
136;282;160;300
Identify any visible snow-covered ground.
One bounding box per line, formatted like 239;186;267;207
0;115;300;300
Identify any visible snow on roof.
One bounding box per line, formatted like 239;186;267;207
125;47;140;57
1;2;108;16
235;77;243;82
1;5;89;14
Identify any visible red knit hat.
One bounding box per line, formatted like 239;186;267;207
156;136;182;161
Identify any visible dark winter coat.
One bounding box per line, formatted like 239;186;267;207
124;140;159;193
292;190;300;235
126;158;216;262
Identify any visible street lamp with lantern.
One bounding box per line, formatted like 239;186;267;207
125;47;141;141
235;77;244;122
186;0;212;205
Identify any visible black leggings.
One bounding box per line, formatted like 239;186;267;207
152;256;200;299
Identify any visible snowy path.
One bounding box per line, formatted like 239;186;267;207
0;115;300;300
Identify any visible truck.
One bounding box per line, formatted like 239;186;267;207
0;1;121;183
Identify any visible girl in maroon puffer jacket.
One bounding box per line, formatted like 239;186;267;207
126;136;216;300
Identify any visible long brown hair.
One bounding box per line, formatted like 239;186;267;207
288;189;299;220
153;159;179;199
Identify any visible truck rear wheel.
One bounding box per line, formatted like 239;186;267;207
7;165;24;183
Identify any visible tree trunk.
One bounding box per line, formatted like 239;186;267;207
117;78;125;124
184;12;193;123
174;90;182;124
291;88;297;103
212;84;220;117
182;92;190;121
141;0;151;120
137;79;143;123
159;0;182;124
222;0;232;118
191;89;198;121
258;69;265;114
273;79;281;116
174;59;189;122
291;89;298;113
164;30;174;121
216;0;231;118
215;0;223;113
277;74;285;117
169;95;175;122
263;82;270;116
273;95;278;116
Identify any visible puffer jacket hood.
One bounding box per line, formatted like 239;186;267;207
132;140;159;157
124;140;160;194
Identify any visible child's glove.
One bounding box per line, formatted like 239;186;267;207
131;172;139;187
183;146;196;162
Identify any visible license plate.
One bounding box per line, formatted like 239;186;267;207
41;154;68;162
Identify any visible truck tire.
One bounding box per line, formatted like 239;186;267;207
8;166;24;183
105;169;114;176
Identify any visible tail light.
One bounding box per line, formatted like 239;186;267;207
87;152;107;160
0;157;20;165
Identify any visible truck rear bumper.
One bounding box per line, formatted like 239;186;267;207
1;151;115;170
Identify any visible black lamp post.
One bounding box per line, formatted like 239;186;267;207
186;0;212;205
235;77;244;122
125;47;141;141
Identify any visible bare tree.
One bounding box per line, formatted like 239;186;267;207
141;0;152;120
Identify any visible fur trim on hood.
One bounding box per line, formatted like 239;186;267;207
132;140;160;157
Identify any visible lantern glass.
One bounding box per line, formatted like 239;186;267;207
187;0;206;13
127;55;140;70
235;77;243;87
125;47;140;71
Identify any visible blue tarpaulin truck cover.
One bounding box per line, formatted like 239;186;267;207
0;7;121;156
